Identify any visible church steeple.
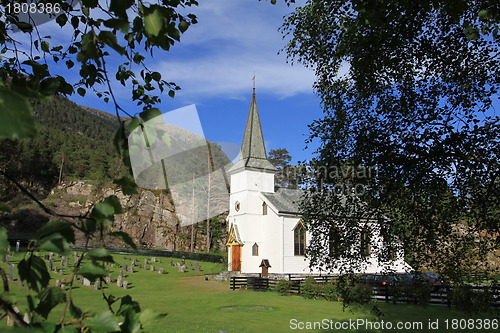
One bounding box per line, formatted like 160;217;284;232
228;89;277;173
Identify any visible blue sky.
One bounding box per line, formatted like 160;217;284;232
35;0;323;164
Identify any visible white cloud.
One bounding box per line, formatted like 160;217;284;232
152;0;316;101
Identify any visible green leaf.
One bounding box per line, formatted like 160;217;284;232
78;261;108;282
113;176;138;195
88;248;114;263
0;227;8;256
139;108;162;123
91;195;123;220
35;287;66;319
110;0;134;19
144;9;163;37
0;88;36;139
69;300;83;319
40;78;61;95
117;295;141;316
41;41;50;52
56;13;68;27
127;117;141;132
87;311;120;332
37;233;71;255
99;31;126;55
36;220;74;255
178;20;189;33
18;256;50;292
123;308;141;333
109;231;137;250
36;221;75;244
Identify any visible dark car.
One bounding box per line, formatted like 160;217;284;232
395;272;447;289
356;274;400;287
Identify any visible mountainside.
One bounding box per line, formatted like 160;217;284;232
0;95;231;252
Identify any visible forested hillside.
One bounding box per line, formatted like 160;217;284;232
0;96;231;202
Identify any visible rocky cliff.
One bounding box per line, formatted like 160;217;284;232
0;180;228;253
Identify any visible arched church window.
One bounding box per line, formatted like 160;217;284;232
262;202;267;215
252;243;259;256
328;225;343;258
294;222;306;256
235;201;240;212
360;226;372;257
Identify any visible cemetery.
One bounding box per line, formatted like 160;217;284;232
0;250;497;333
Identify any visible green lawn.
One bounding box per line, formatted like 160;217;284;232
1;252;498;332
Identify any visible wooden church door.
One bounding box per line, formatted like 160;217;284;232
231;245;241;271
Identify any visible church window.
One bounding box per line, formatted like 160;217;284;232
235;201;240;212
262;202;267;215
360;226;372;257
294;222;306;256
328;225;342;258
252;243;259;256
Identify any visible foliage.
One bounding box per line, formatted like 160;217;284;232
274;280;294;296
282;0;500;280
341;283;373;308
268;148;303;189
0;0;200;331
450;285;495;313
300;277;319;299
390;284;431;306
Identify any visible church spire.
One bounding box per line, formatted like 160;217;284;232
228;86;277;173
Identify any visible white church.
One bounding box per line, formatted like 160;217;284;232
225;90;409;276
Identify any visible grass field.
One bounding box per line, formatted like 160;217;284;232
1;251;498;332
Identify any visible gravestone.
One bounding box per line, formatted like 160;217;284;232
105;276;111;284
8;264;14;281
131;258;137;265
83;278;91;287
175;262;180;268
94;280;101;290
64;257;69;268
170;258;174;266
48;258;53;271
193;262;201;271
117;275;123;288
144;258;148;266
55;279;60;287
128;265;134;273
150;265;155;272
123;280;129;289
124;264;128;272
158;268;164;274
18;279;24;287
5;255;9;264
15;240;20;252
181;256;185;264
144;264;148;271
157;259;161;263
151;257;156;263
179;265;186;273
61;283;66;290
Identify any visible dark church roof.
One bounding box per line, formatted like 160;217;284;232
228;91;278;173
261;188;303;215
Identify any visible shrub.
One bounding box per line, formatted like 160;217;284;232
322;283;340;302
342;283;373;306
275;280;294;296
300;276;320;299
451;285;495;313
